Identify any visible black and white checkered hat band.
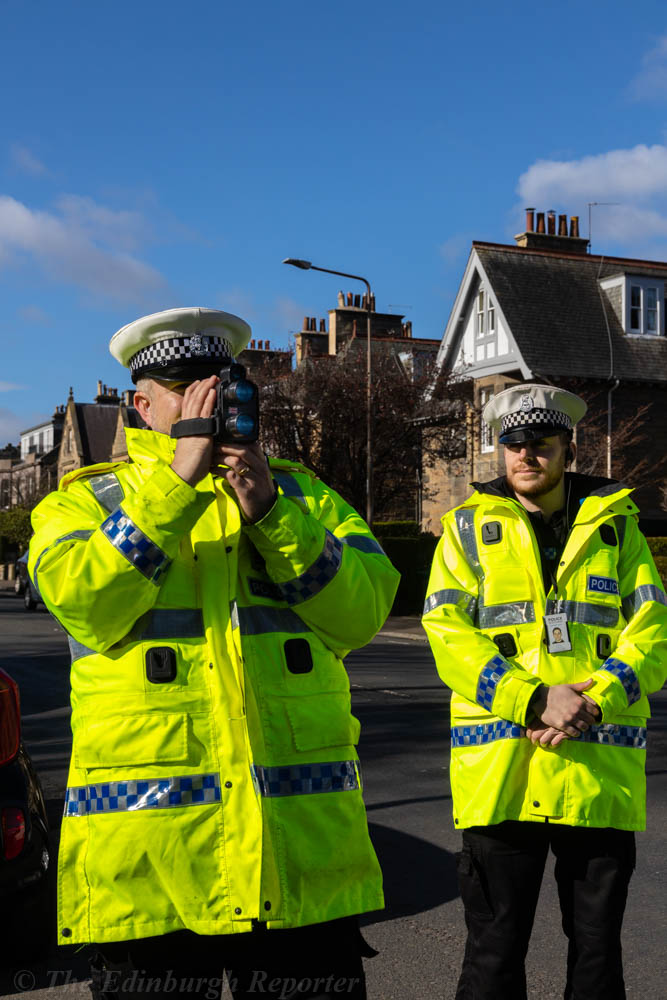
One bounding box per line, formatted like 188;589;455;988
501;408;572;434
130;335;233;374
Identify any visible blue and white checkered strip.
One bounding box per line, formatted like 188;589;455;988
601;657;642;705
64;773;221;816
451;720;522;747
576;724;647;749
278;530;343;606
251;760;359;797
476;654;510;712
101;507;170;583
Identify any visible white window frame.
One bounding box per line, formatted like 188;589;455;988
476;289;485;337
625;277;663;336
479;387;495;453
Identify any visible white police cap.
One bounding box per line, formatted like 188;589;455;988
482;383;587;444
109;307;252;384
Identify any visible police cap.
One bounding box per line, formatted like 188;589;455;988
482;383;587;444
109;307;252;384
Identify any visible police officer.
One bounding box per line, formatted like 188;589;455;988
422;384;667;1000
30;308;399;999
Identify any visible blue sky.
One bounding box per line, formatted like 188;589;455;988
2;0;667;445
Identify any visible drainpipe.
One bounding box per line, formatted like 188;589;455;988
607;379;620;479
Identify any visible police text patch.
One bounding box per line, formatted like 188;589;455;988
588;575;619;596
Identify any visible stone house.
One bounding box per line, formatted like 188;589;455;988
422;209;667;533
0;407;65;509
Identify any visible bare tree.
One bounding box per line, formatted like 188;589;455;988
254;348;470;520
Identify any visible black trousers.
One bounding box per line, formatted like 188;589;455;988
89;917;371;1000
455;821;635;1000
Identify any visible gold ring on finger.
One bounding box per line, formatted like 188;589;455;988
238;466;251;478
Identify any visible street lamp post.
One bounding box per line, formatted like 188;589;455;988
283;258;374;525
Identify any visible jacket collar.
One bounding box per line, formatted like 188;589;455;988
463;472;636;523
125;426;177;466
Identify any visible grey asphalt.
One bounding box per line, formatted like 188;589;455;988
0;588;665;998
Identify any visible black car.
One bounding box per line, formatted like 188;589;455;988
0;668;51;952
14;551;43;610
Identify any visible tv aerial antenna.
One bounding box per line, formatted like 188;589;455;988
588;202;620;252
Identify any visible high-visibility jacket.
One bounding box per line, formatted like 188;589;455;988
422;475;667;832
29;428;399;945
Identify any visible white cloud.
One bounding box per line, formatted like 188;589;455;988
439;233;473;265
0;382;25;392
628;35;667;101
0;195;167;304
516;143;667;253
9;142;49;176
274;296;309;332
17;305;51;325
0;407;49;447
518;144;667;204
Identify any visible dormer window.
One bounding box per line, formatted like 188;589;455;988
599;274;664;337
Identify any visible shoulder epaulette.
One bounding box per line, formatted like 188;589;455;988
59;462;127;492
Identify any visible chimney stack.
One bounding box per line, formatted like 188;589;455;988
515;208;588;254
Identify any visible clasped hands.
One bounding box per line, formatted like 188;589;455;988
170;375;276;524
525;680;601;748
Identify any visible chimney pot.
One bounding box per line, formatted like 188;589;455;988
547;210;556;235
319;319;326;332
310;317;317;331
536;212;546;234
570;215;580;238
337;291;345;307
265;339;270;349
354;294;361;308
370;294;376;311
250;339;255;349
97;380;103;395
525;207;535;232
558;214;568;236
347;292;353;306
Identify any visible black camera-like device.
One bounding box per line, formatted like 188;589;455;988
170;363;259;444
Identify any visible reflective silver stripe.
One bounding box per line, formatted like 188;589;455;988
451;720;523;747
622;584;667;620
101;507;170;583
136;608;204;639
237;605;311;636
613;515;627;550
33;529;94;587
64;773;221;816
478;601;536;628
278;529;343;606
476;654;510;712
341;534;386;556
577;724;646;749
68;636;96;662
545;599;619;627
251;760;359;797
601;657;641;705
455;509;481;578
274;471;307;504
89;472;125;514
423;588;477;619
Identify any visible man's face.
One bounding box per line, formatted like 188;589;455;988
134;378;192;435
504;434;569;500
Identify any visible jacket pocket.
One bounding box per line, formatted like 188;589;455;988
263;693;361;755
75;713;190;768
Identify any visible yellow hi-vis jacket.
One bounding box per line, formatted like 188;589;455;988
422;476;667;832
29;428;399;945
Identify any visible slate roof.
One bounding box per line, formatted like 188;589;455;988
474;242;667;383
75;403;120;464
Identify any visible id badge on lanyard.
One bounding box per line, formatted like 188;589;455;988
543;612;572;653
